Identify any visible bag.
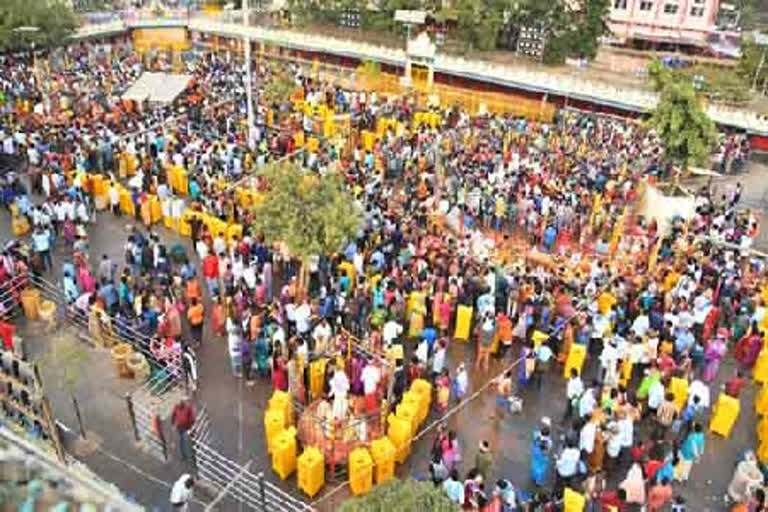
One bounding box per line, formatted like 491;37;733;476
508;395;523;414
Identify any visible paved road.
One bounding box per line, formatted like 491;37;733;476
3;162;766;510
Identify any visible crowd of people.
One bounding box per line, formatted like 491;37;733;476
0;39;766;512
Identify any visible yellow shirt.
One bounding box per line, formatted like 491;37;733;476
597;292;616;316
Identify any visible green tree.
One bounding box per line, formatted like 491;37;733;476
0;0;78;52
261;65;297;120
339;479;459;512
249;161;361;294
649;77;717;170
739;34;768;91
571;0;610;59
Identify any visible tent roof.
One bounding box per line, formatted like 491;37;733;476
122;72;192;104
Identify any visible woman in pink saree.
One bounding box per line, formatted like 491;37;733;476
703;330;728;382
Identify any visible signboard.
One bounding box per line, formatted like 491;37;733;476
394;9;426;24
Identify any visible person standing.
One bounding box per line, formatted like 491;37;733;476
32;226;52;272
475;440;493;482
170;399;196;461
170;473;195;511
187;297;204;346
564;368;583;419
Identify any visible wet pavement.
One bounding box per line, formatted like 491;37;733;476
2;162;767;511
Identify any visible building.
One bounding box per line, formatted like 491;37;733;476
607;0;732;48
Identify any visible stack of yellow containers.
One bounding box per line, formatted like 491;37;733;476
454;305;473;341
272;426;297;480
710;392;740;438
309;358;328;401
410;379;432;425
348;447;373;496
268;390;293;428
369;437;395;484
387;413;411;463
264;409;285;455
396;392;421;436
297;446;324;497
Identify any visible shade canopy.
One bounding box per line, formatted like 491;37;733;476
122;72;192;104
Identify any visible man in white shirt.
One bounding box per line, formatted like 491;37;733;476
312;318;332;355
382;319;403;346
361;359;381;414
170;473;195;511
294;299;312;337
565;368;583;418
647;377;666;415
556;443;581;480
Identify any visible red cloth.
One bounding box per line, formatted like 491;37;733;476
0;322;15;349
171;402;196;431
202;254;219;279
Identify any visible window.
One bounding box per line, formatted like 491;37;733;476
690;6;705;16
639;1;653;11
663;3;679;14
613;0;627;9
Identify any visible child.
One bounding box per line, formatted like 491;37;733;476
453;363;469;400
436;369;451;412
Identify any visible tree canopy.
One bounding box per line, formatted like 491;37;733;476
0;0;78;52
338;479;459;512
287;0;611;63
648;72;717;169
249;161;362;265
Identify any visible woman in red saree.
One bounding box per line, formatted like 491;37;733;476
734;320;763;369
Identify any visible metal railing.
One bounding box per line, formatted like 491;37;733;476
187;404;313;512
25;272;181;377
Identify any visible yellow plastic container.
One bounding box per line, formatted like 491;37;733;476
563;344;587;378
758;416;768;443
149;195;163;224
309;358;328;401
361;130;375;152
293;131;305;149
410;379;432;424
269;390;293;427
454;305;473;341
387;413;411;463
757;385;768;415
710;392;740;438
119;187;135;217
348;447;373;496
369;437;395;484
563;487;586;512
272;426;297;480
297;446;324;498
396;400;419;436
227;223;243;243
669;377;689;412
755;349;768;384
264;409;285;454
11;215;30;236
759;439;768;464
20;288;40;320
